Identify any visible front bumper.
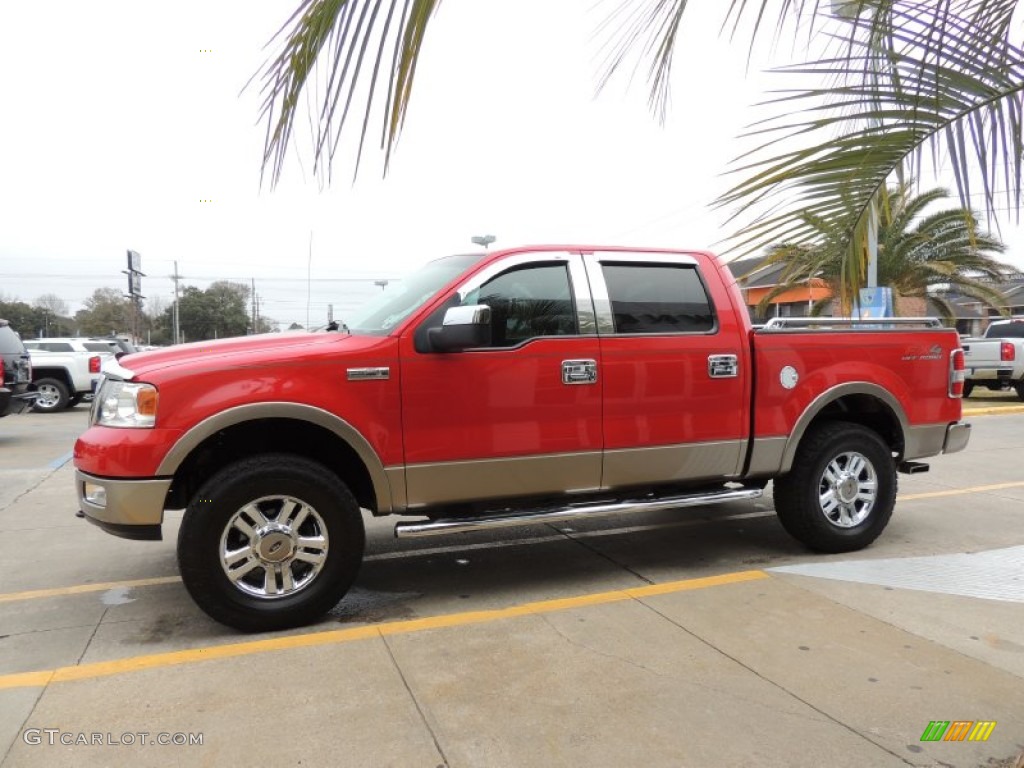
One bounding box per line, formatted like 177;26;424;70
75;470;171;540
943;421;971;455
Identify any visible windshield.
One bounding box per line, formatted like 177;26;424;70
345;254;483;335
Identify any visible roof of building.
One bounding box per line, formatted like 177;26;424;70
725;256;790;288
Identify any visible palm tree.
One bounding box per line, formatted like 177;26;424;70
754;183;1012;321
253;1;1023;288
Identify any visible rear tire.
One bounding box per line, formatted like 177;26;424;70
773;422;896;553
962;381;974;398
178;454;365;632
32;378;70;412
1015;381;1024;401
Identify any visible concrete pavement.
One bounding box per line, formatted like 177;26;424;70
0;407;1022;767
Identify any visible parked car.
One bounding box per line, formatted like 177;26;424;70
22;338;114;412
0;320;38;417
93;336;138;359
74;245;970;631
960;317;1024;399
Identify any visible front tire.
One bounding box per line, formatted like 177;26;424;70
962;381;974;398
178;454;365;632
32;378;70;412
773;422;896;553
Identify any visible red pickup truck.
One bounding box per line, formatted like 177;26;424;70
74;246;970;631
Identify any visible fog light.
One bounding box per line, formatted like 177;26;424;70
84;482;107;507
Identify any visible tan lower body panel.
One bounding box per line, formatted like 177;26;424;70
601;440;745;489
404;452;602;508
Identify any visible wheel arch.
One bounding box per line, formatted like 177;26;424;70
31;368;74;389
780;383;907;474
157;403;399;515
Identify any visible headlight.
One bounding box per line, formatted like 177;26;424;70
93;380;158;428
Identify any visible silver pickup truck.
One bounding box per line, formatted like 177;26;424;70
961;318;1024;399
22;338;115;412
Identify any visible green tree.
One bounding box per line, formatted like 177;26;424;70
167;282;252;341
32;294;73;337
253;1;1022;304
255;315;279;334
0;299;37;336
756;183;1012;321
141;296;172;346
0;298;74;338
75;288;133;337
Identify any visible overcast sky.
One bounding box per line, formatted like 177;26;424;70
1;1;1021;331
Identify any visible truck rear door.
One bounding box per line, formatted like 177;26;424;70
581;251;751;489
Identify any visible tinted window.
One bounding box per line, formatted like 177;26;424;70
986;321;1024;339
83;342;115;353
463;264;577;347
602;263;715;334
0;325;26;355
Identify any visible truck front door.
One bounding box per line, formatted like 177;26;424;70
399;253;603;509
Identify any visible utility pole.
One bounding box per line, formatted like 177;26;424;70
251;278;257;334
170;261;182;345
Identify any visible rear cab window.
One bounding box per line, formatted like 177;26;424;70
985;321;1024;339
598;261;717;335
83;342;115;353
25;342;75;352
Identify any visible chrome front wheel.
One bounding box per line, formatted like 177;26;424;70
178;454;365;632
219;496;329;599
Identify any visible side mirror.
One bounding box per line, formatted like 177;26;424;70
428;305;492;352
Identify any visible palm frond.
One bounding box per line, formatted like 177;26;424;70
254;0;441;186
757;181;1014;316
716;7;1024;280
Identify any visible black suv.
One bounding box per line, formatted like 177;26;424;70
0;320;37;417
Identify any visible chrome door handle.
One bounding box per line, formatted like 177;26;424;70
708;354;738;378
562;359;597;385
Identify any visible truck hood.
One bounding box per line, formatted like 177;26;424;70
112;332;384;379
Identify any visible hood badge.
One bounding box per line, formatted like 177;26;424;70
347;367;390;381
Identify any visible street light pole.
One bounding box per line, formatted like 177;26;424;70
832;0;879;292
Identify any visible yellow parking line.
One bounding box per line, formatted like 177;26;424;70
0;570;768;690
0;576;181;604
902;481;1024;501
962;405;1024;416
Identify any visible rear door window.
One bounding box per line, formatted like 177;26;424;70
601;263;715;334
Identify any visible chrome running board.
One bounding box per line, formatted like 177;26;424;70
394;487;763;538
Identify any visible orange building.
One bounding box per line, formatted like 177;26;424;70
726;257;833;321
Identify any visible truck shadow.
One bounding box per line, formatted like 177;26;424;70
336;505;804;625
